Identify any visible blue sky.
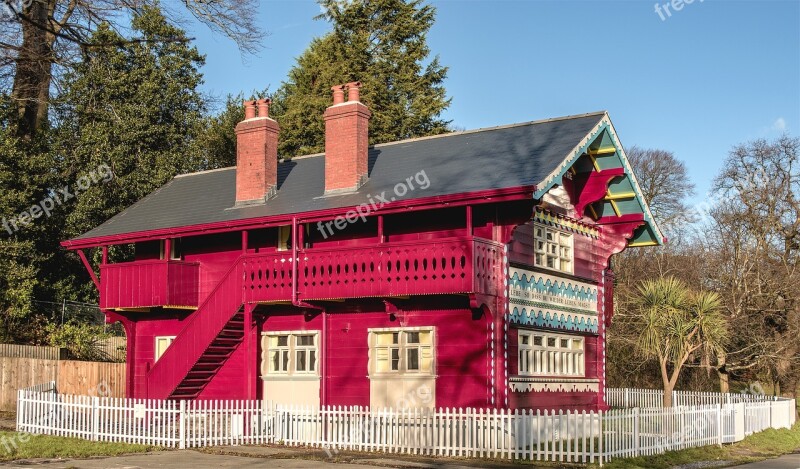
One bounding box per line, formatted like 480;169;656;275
185;0;800;203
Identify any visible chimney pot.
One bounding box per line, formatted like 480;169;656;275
257;98;271;118
243;100;257;120
346;81;362;102
331;85;345;105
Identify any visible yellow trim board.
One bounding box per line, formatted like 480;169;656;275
604;191;636;200
587;147;616;156
628;240;659;247
587;154;601;172
609;200;622;217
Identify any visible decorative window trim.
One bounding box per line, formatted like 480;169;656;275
532;209;600;238
517;330;584;377
508;377;599;393
533;223;574;274
261;331;319;378
154;336;176;362
368;327;435;378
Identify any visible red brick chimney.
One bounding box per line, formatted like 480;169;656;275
324;82;371;194
235;98;279;205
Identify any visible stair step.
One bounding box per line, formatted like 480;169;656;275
207;344;236;350
213;337;241;342
182;379;212;385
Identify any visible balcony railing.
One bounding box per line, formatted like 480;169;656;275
100;237;503;310
100;260;200;309
242;237;503;302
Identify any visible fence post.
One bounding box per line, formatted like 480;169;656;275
633;407;640;457
179;400;186;449
598;410;604;467
91;396;100;441
716;403;723;446
16;389;23;431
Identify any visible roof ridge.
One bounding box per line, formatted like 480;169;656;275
174;166;235;178
370;111;608;150
174;111;609;177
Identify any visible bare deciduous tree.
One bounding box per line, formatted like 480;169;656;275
707;135;800;396
625;146;695;234
0;0;261;139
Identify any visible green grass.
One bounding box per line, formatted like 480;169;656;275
0;431;156;462
596;422;800;469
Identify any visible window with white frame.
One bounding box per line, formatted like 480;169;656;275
518;331;584;377
261;332;318;376
533;224;573;273
154;336;175;362
370;328;434;376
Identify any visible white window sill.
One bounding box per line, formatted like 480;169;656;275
368;374;437;380
262;375;320;381
510;376;596;383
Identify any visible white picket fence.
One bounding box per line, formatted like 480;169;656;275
16;382;273;448
16;383;797;464
606;387;789;408
275;405;602;462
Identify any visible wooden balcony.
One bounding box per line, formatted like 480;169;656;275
100;237;503;311
100;260;200;310
243;237;504;303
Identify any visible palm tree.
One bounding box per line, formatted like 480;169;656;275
635;276;729;406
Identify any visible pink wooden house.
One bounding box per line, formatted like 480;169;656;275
63;82;662;411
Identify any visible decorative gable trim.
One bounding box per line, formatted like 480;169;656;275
533;113;664;246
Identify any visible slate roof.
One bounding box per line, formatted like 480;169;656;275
72;112;608;242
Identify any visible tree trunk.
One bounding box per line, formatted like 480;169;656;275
10;0;57;139
717;368;730;393
663;383;674;407
717;352;730;393
660;358;675;407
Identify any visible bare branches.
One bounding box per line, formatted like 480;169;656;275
178;0;262;54
0;0;264;138
626;146;695;232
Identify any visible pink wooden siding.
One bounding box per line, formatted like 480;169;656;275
100;260;199;309
259;298;492;409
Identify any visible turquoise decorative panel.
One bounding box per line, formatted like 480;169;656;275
508;267;599;334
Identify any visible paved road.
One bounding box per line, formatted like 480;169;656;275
733;453;800;468
0;451;387;469
0;449;496;469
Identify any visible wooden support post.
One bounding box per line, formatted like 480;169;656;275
242;230;249;253
298;223;305;249
244;303;255;400
101;246;108;265
378;215;384;243
77;249;100;291
164;238;171;261
466;205;473;236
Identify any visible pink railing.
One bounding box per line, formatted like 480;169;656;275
100;260;199;309
242;252;294;303
243;237;504;302
146;259;244;399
